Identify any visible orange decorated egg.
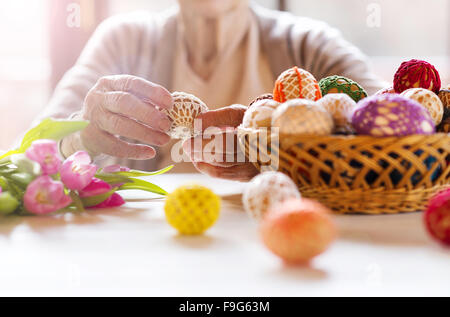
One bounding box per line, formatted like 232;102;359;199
273;67;322;103
260;198;337;264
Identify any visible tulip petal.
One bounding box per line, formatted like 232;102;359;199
24;176;72;215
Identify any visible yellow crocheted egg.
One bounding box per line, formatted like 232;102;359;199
163;92;209;139
401;88;444;125
272;99;334;136
164;184;221;235
242;99;281;129
317;93;356;133
273;67;322;102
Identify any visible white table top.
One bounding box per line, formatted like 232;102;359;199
0;173;449;297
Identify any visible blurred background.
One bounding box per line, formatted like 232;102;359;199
0;0;448;150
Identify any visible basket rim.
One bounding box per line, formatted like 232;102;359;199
237;125;450;142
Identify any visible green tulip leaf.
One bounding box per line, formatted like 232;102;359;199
0;119;89;160
69;191;85;212
112;165;174;177
95;173;133;186
80;190;116;208
118;178;167;196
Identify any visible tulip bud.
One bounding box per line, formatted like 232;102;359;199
0;192;19;215
10;154;41;176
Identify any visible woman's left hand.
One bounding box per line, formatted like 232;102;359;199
182;105;259;182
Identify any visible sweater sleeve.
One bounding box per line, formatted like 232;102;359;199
289;17;387;95
39;12;157;121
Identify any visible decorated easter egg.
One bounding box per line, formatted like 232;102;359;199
242;99;281;129
318;75;367;102
317;93;356;133
249;93;274;107
351;94;435;136
393;59;441;94
438;85;450;114
273;67;322;102
438;114;450;133
272;99;334;135
163;92;208;139
164;184;221;235
374;86;395;95
261;198;337;264
243;172;300;220
401;88;444;125
424;189;450;246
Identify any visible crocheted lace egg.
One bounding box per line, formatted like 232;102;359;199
437;85;450;132
351;94;435;136
393;59;441;94
249;93;274;107
242;99;281;129
163;92;209;139
374;86;395;95
273;67;322;102
272;99;334;136
438;84;450;112
318;75;367;102
317;93;356;133
400;88;444;125
243;171;300;220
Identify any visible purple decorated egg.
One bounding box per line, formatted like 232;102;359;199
351;94;435;136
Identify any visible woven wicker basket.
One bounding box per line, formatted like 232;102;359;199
237;127;450;214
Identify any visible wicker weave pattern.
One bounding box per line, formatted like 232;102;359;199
238;128;450;214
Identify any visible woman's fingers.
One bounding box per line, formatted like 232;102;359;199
94;107;170;147
81;125;156;160
100;91;171;132
98;75;173;109
196;104;247;131
194;162;259;182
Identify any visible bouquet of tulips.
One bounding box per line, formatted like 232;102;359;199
0;119;171;216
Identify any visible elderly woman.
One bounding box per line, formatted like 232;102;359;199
41;0;384;181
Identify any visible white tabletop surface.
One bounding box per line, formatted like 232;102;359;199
0;173;449;297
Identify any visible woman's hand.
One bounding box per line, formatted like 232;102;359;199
62;75;173;160
183;105;259;182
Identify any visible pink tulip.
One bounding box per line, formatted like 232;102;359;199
24;176;72;215
102;165;131;173
78;178;111;198
0;186;2;194
25;140;61;175
60;151;97;190
79;178;125;209
91;193;125;209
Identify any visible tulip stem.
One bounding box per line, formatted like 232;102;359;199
69;191;85;212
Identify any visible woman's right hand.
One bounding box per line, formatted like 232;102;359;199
62;75;173;160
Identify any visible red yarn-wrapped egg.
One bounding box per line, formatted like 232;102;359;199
261;198;337;264
393;59;441;94
424;189;450;246
273;67;322;102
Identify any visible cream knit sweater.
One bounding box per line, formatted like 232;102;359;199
41;4;385;171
